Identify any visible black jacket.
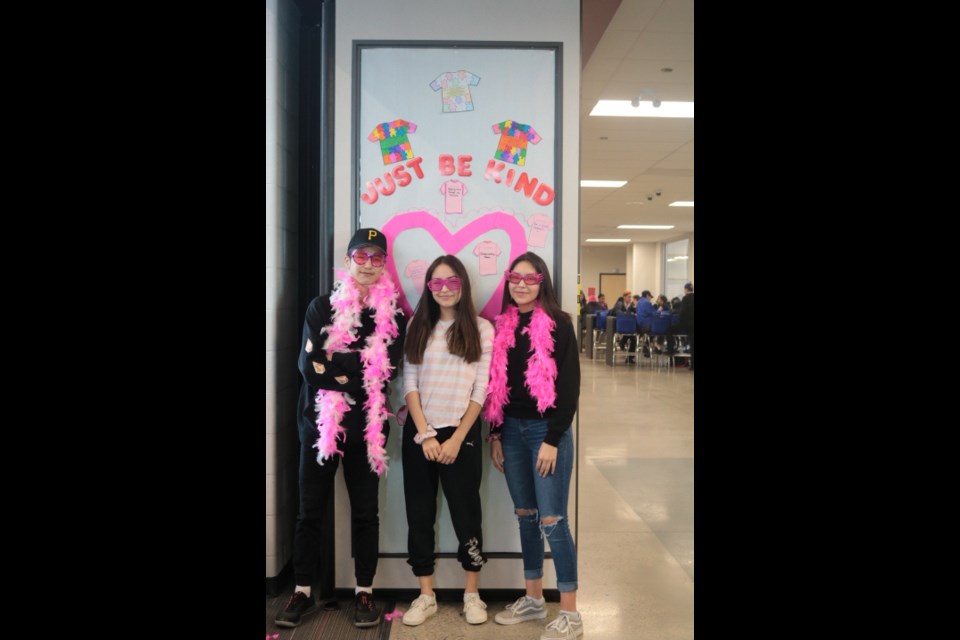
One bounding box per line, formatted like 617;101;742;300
503;310;581;446
297;294;406;431
677;292;694;333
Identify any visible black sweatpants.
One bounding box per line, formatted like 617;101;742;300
402;414;485;576
292;415;388;587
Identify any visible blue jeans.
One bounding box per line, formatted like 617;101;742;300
500;416;578;592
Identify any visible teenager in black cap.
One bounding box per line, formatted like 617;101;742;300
276;227;406;629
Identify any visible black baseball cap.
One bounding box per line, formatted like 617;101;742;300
348;228;388;255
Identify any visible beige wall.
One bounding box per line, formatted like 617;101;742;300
630;242;660;296
579;245;626;298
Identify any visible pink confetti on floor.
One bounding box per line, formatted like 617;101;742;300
383;610;404;621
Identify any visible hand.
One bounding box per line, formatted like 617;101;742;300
536;442;558;477
438;436;462;464
421;437;441;461
490;440;505;474
334;375;348;384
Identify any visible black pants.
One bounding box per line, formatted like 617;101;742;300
292;416;388;587
402;414;485;576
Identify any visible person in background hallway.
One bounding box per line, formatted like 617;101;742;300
610;290;636;363
276;228;406;629
400;255;494;628
677;282;694;371
628;294;639;313
596;293;608;310
583;293;600;316
485;252;583;640
654;294;670;311
635;290;655;329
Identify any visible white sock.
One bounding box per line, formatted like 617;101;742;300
528;595;545;605
356;586;373;595
464;592;479;600
559;609;580;620
294;585;311;597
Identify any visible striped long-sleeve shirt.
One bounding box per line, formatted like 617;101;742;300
403;317;494;429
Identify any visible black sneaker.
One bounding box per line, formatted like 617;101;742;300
275;590;318;627
354;591;381;628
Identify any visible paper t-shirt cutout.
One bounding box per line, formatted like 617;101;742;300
491;120;541;166
526;214;554;248
473;240;502;276
430;71;481;113
440;179;469;214
404;259;430;294
368;119;418;165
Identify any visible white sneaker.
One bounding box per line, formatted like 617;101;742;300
494;595;547;625
540;612;584;640
463;593;488;624
402;594;437;626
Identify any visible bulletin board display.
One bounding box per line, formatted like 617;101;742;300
354;42;562;321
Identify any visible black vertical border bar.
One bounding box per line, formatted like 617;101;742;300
296;0;337;601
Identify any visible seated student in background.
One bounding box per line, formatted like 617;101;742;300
609;290;631;316
609;291;636;363
635;290;656;329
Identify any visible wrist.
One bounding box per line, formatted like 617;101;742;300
414;425;438;445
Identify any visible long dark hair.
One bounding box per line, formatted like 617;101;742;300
405;255;482;364
500;252;570;324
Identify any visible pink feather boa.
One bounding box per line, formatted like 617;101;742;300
314;268;399;476
483;304;557;429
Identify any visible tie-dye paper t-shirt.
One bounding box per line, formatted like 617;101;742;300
491;120;541;166
430;71;481;113
368;120;418;165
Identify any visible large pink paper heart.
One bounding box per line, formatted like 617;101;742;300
382;211;528;320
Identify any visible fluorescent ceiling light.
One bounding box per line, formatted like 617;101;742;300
590;100;694;118
581;180;627;188
586;238;631;243
669;201;694;207
617;225;675;230
667;256;689;262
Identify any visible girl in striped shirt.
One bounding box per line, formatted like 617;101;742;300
400;255;494;627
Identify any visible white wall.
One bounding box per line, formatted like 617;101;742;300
579;245;626;297
266;0;300;579
335;0;580;591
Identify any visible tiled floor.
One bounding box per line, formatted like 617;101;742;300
268;353;694;639
388;354;694;639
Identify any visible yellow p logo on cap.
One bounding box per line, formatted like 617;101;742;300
368;230;378;241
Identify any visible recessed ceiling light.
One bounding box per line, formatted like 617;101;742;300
668;201;694;207
599;136;608;140
661;67;673;72
586;238;631;243
617;225;675;230
589;100;694;118
581;180;627;188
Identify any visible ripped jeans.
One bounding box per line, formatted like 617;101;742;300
500;416;577;592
